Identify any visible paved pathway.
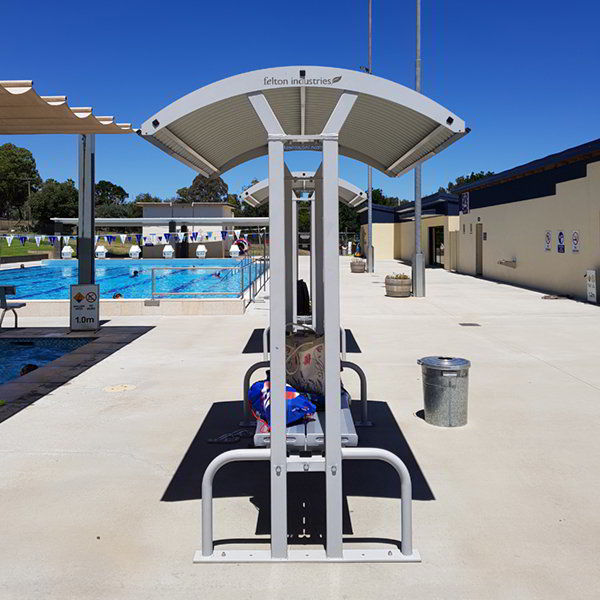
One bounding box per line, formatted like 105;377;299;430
1;257;599;599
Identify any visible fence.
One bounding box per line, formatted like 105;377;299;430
150;256;270;307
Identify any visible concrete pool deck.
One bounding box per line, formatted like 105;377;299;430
0;256;599;599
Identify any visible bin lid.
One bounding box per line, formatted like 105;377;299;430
417;356;471;371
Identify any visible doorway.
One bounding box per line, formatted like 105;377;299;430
428;226;444;267
475;223;483;276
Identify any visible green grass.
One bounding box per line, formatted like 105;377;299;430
0;240;55;258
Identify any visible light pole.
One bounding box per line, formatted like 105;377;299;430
366;0;374;272
413;0;425;296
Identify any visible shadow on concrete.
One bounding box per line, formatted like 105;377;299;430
0;326;153;424
242;328;362;354
162;400;433;543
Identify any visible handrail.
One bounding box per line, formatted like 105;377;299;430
149;258;268;303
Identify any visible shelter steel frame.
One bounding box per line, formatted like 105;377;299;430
195;90;420;563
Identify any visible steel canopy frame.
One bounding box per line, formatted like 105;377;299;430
241;172;366;322
140;66;469;563
140;66;468;179
241;172;367;208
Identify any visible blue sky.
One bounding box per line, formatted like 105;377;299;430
2;0;599;202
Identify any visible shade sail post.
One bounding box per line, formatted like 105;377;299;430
77;134;95;285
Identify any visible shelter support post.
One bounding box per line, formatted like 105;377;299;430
77;134;95;284
310;197;316;327
292;197;298;323
314;172;324;335
322;138;343;558
267;138;288;559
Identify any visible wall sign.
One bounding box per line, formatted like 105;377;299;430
544;230;552;252
571;230;580;253
586;270;597;303
557;230;565;254
460;192;470;215
70;284;100;331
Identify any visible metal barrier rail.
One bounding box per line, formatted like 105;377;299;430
198;446;417;561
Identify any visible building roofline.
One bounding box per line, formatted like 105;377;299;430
453;137;600;193
135;201;233;207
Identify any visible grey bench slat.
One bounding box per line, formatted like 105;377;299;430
306;408;358;449
253;421;306;449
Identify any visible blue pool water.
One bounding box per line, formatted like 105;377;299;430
0;337;93;384
0;258;264;300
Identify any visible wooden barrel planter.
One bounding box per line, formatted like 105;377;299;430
385;275;412;297
350;261;366;273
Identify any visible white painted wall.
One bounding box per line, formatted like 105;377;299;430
457;161;600;300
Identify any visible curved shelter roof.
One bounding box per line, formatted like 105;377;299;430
243;171;366;208
140;66;468;177
0;80;135;134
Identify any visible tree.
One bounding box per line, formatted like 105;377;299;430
372;188;410;208
0;143;42;219
176;174;229;203
445;171;495;192
134;192;162;203
95;180;128;205
96;203;131;219
30;179;78;233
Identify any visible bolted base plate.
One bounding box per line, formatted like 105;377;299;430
194;548;420;563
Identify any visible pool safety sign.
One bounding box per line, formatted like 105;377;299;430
586;270;597;303
571;231;580;253
557;230;565;254
70;284;99;331
544;230;552;252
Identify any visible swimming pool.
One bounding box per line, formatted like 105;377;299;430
0;337;93;384
0;259;265;300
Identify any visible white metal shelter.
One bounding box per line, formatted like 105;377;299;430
242;171;366;208
242;172;366;325
141;66;468;563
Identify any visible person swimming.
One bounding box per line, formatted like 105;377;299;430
212;271;221;278
113;293;123;299
20;363;38;376
131;270;139;277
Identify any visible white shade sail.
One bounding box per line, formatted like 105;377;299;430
0;80;135;134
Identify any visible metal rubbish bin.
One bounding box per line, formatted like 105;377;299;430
417;356;471;427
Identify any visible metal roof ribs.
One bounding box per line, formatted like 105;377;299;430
386;124;446;174
160;127;219;176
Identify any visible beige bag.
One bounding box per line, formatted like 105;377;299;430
285;325;324;395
